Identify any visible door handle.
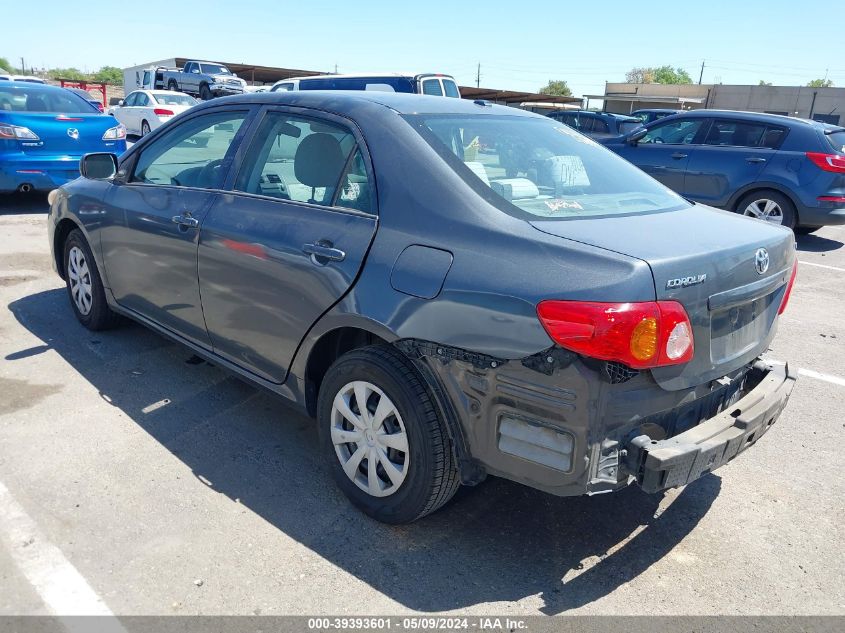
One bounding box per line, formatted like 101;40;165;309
172;213;199;229
746;157;767;164
671;152;688;160
303;241;346;264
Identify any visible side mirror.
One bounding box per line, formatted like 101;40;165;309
627;128;648;145
118;99;124;106
80;153;118;180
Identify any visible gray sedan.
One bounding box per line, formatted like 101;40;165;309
48;92;797;523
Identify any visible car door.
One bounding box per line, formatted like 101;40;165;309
183;62;199;94
116;91;138;133
100;107;252;348
683;118;781;206
197;107;378;383
613;116;708;193
133;92;152;134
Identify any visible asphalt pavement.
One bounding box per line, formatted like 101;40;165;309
0;193;843;616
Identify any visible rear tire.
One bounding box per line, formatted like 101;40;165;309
736;190;796;229
141;120;151;137
317;345;461;524
167;80;178;91
63;229;120;331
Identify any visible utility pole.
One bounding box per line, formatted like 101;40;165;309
20;57;25;74
698;60;705;85
334;63;338;74
476;62;481;88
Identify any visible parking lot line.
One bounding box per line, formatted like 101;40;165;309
797;368;845;388
797;260;845;273
0;479;114;617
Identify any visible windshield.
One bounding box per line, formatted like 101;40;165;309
201;64;231;75
404;114;689;219
0;86;96;113
152;93;198;106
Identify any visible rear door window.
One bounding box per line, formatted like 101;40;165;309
591;117;609;134
761;126;788;149
234;111;373;212
704;120;767;147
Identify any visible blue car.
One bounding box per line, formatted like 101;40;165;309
0;82;126;193
602;109;845;230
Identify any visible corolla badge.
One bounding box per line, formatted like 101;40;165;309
666;274;707;289
755;248;769;275
67;128;79;140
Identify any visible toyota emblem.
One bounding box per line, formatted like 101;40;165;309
755;248;769;275
67;128;79;140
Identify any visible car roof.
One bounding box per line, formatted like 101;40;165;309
632;108;679;113
670;108;827;128
0;82;69;93
558;110;639;121
277;73;455;82
203;90;542;117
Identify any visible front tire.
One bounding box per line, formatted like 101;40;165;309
317;345;460;524
63;229;120;331
199;84;212;101
736;190;796;229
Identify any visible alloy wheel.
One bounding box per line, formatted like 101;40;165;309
743;198;784;224
330;380;410;498
67;246;93;315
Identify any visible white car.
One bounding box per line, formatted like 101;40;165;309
108;89;198;137
0;74;46;83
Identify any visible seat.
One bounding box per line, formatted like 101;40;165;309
26;95;48;112
294;133;346;204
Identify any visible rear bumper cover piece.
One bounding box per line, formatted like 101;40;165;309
626;361;797;493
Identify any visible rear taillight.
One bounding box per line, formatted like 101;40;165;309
102;124;126;140
778;261;798;315
806;152;845;173
0;124;39;141
153;108;174;116
536;300;694;369
818;196;845;203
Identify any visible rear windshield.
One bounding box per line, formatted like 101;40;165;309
404;114;689;219
827;129;845;154
300;77;415;93
152;93;197;106
443;79;460;98
0;86;95;113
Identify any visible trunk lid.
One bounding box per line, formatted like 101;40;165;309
531;205;796;390
1;112;120;156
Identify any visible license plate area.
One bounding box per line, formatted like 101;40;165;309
710;292;777;364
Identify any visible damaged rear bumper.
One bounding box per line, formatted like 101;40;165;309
625;361;797;493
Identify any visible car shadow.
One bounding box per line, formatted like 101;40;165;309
0;192;49;215
7;288;722;614
795;232;843;253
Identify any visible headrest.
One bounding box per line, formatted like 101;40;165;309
294;133;345;188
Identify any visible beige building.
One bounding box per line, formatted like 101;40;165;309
588;82;845;126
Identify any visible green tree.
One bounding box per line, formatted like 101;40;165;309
626;66;692;84
538;79;572;97
0;56;12;72
92;66;122;84
807;78;833;88
758;80;772;86
48;67;89;81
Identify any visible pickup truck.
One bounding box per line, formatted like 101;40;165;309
140;61;246;100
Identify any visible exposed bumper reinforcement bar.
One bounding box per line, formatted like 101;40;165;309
627;361;797;493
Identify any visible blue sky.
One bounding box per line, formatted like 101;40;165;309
4;0;839;97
